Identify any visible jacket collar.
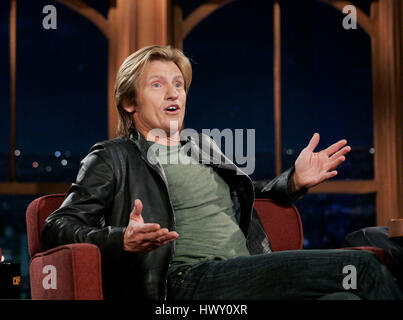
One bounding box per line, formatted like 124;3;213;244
129;128;192;151
129;128;149;155
128;127;242;173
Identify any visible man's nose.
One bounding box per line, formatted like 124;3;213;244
165;84;179;100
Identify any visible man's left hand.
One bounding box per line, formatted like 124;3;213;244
290;133;351;193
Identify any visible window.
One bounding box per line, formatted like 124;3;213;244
15;0;108;182
297;194;375;249
281;0;375;247
183;0;276;180
281;0;374;180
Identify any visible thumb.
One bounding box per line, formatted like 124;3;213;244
307;132;320;152
130;199;143;220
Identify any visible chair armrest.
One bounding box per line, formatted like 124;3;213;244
30;243;103;300
339;246;390;267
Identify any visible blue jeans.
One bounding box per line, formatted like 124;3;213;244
344;226;403;291
167;249;403;300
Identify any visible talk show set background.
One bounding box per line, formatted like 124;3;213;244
0;0;402;305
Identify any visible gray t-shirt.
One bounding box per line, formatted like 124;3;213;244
147;141;250;274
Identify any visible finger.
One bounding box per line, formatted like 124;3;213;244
137;228;169;242
324;139;348;157
149;236;178;249
148;230;178;244
306;133;320;152
130;199;143;220
329;145;351;160
133;223;161;233
154;231;179;243
158;237;177;246
327;154;346;171
141;235;178;252
324;170;338;180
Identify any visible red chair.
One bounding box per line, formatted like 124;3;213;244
26;195;388;300
254;198;389;265
26;194;103;300
254;198;304;251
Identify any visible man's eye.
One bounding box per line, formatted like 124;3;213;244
152;83;161;88
175;82;183;88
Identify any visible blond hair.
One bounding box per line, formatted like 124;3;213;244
114;45;192;136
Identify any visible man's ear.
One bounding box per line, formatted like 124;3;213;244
122;103;136;114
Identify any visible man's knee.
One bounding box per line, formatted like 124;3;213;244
340;249;384;275
353;249;383;265
344;226;388;247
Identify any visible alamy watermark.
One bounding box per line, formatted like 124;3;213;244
342;264;357;290
342;5;357;30
146;121;255;175
42;5;57;30
42;4;357;31
42;264;57;290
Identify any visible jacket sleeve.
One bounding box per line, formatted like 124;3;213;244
40;145;126;262
253;166;308;203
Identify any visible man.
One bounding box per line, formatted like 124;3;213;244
41;45;402;300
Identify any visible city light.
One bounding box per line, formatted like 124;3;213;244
54;151;61;157
32;161;39;168
285;149;294;155
45;166;52;172
369;147;375;154
61;159;68;166
14;149;21;156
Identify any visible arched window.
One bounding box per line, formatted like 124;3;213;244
183;0;276;180
280;0;375;248
15;0;108;182
281;0;374;181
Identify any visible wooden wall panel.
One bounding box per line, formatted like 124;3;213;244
370;0;403;224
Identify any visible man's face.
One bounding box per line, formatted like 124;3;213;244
125;60;187;139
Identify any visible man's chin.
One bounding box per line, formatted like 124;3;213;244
146;124;183;139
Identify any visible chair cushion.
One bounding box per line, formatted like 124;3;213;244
29;243;103;300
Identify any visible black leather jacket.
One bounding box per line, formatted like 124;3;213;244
41;129;304;300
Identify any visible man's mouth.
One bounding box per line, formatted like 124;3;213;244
164;104;181;115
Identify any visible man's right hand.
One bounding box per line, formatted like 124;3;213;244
123;199;179;253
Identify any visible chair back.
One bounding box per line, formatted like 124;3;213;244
26;194;66;257
26;195;302;255
254;198;303;251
